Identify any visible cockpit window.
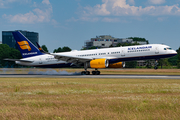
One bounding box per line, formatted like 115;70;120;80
167;48;172;50
164;47;172;50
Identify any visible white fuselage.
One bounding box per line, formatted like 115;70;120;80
16;44;177;67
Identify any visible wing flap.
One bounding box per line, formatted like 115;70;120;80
52;53;92;64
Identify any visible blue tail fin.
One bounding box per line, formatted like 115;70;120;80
12;31;44;58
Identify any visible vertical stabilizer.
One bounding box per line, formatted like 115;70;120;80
12;31;44;58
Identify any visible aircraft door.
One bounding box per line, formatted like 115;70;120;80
39;58;42;64
155;47;159;54
121;48;125;56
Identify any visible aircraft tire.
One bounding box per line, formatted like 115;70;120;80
92;71;96;75
154;66;158;70
86;71;90;75
92;71;100;75
81;71;86;75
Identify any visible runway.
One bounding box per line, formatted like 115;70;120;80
0;74;180;79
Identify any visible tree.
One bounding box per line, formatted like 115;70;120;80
53;47;62;53
145;60;152;68
62;46;71;52
81;46;100;50
116;42;140;47
168;55;178;66
0;44;11;57
0;44;21;67
9;48;21;59
8;48;22;67
41;45;48;52
125;61;137;68
53;46;71;53
128;37;149;44
177;47;180;68
158;58;170;69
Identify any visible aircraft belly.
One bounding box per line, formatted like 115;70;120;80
17;62;71;68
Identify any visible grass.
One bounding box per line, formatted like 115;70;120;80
0;78;179;119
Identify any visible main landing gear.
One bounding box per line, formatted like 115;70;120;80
81;62;101;75
81;64;100;75
81;62;90;75
81;69;101;75
92;69;100;75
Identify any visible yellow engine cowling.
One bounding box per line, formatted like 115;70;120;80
90;58;109;68
108;62;125;68
90;59;125;69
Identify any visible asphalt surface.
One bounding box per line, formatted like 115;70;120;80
0;74;180;79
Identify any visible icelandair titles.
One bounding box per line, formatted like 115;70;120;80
128;46;152;50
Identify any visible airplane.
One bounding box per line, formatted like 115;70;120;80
5;31;177;75
4;31;71;68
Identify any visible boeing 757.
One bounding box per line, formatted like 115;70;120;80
5;31;177;75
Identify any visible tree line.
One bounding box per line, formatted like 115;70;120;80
41;45;71;53
0;44;21;67
0;44;72;68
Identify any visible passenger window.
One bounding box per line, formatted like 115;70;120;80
164;48;166;50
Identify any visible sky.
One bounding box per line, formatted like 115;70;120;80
0;0;180;52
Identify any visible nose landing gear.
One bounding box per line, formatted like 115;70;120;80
154;60;158;70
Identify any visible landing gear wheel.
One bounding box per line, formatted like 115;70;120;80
86;71;90;75
81;71;86;75
92;71;96;75
154;66;158;70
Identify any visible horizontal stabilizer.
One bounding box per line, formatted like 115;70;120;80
4;58;33;63
36;42;50;54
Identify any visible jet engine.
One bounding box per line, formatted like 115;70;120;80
108;62;125;68
89;58;125;68
90;58;109;68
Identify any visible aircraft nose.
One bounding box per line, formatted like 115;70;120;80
173;50;177;55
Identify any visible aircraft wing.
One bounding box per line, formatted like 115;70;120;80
4;59;34;63
51;53;92;65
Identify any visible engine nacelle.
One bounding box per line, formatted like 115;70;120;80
90;58;109;68
108;62;125;68
89;59;125;69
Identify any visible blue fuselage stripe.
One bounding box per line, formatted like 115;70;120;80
109;53;177;64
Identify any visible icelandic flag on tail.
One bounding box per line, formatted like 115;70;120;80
12;31;44;58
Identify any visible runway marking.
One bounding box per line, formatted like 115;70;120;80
0;74;180;79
